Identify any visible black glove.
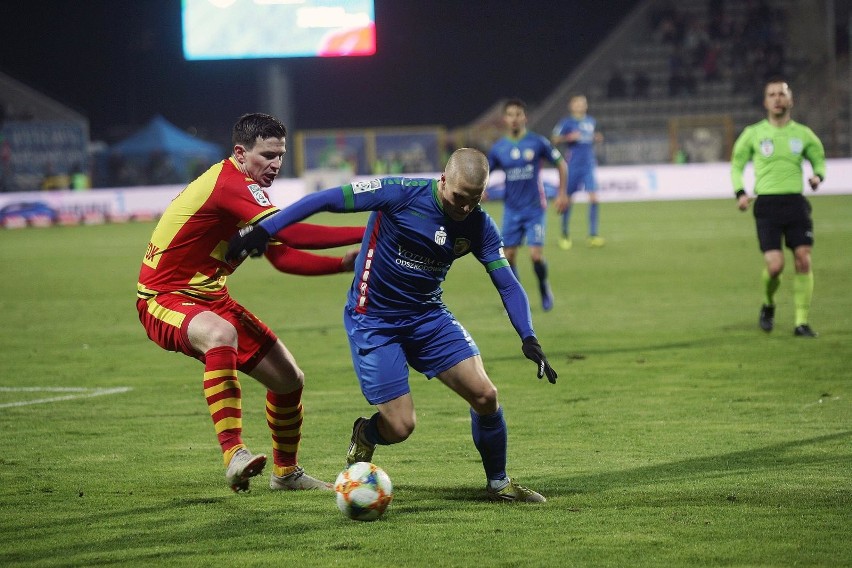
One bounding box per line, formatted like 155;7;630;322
521;336;557;384
226;224;270;262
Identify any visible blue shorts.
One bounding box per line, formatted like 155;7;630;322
568;167;597;195
343;305;480;405
502;207;546;248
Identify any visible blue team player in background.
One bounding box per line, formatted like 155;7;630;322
552;94;605;249
227;148;558;502
487;98;568;312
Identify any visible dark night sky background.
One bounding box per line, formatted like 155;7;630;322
1;0;640;146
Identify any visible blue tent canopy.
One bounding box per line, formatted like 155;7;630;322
109;115;224;185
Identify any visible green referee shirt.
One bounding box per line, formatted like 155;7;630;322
730;119;826;196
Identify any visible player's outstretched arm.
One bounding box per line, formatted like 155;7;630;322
489;266;557;384
226;188;348;262
490;266;534;337
264;243;358;275
276;223;365;249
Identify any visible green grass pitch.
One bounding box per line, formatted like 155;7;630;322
0;195;849;567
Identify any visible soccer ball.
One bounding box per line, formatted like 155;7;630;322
334;462;393;521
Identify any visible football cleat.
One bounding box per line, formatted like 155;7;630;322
558;237;573;250
225;448;267;493
346;417;376;466
586;236;606;248
487;478;546;503
269;466;333;491
793;324;818;338
759;304;775;332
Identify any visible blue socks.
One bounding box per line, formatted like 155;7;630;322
589;202;599;236
366;407;509;482
470;407;508;482
561;206;572;237
563;202;600;237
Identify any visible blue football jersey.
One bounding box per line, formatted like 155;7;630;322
552;115;598;169
341;177;510;316
487;132;563;211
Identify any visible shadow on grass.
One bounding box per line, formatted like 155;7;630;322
374;432;850;505
5;433;849;565
552;430;852;498
341;432;852;508
1;494;338;565
392;485;485;506
4;433;848;565
486;335;733;362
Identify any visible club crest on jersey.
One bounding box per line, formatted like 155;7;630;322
247;184;270;206
435;226;447;245
352;179;382;194
789;138;803;154
759;139;774;157
523;148;536;162
453;238;471;256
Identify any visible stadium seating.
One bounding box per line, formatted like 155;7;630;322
527;0;846;164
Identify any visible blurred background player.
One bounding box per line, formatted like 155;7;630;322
227;148;558;503
730;79;825;337
136;112;364;492
487;98;568;312
551;94;605;249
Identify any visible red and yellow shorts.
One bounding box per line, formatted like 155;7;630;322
136;293;277;372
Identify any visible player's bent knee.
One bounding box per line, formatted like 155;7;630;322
265;369;305;393
470;385;499;414
384;416;415;442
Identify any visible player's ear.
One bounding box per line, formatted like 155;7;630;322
233;145;246;163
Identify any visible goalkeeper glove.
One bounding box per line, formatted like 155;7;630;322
226;224;270;262
521;336;557;384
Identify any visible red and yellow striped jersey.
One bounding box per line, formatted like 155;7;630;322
137;157;278;301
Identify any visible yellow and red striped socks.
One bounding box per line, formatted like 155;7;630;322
266;387;304;477
202;346;244;467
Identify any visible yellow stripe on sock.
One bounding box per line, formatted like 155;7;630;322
213;416;242;434
208;397;242;415
203;378;239;397
271;425;301;437
266;412;303;427
273;464;297;477
204;369;237;381
271;441;300;453
265;400;302;415
222;444;245;467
